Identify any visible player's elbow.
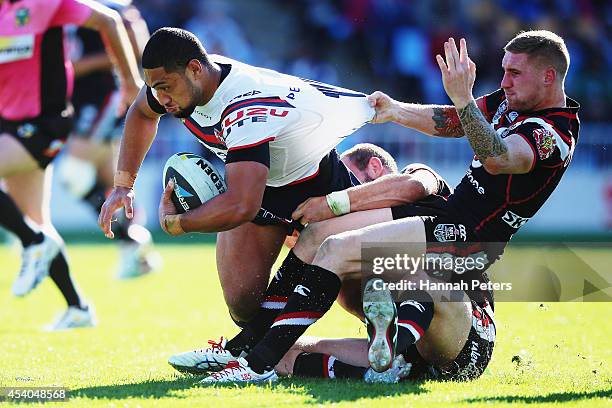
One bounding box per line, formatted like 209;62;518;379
94;6;122;32
399;179;428;202
482;160;505;175
229;199;260;224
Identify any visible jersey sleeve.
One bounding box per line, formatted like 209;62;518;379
49;0;93;27
401;163;452;196
509;121;570;170
226;141;270;167
479;88;506;123
146;87;167;115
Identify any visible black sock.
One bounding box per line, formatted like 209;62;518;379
83;182;106;213
225;250;306;356
48;251;84;308
293;352;367;379
0;190;43;247
245;264;341;373
396;291;434;354
111;212;132;241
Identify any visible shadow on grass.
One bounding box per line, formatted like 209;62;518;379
71;376;427;403
464;389;612;404
276;377;428;404
72;377;198;400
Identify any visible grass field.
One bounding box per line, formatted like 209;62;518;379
0;243;610;407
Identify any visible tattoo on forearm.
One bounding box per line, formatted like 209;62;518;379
432;107;464;137
457;100;507;160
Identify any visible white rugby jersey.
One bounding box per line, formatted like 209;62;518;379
151;55;374;187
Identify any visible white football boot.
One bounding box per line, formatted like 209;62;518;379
12;234;61;297
116;241;162;280
45;305;96;331
363;278;398;372
364;354;412;383
168;337;241;374
199;357;278;384
115;222;163;280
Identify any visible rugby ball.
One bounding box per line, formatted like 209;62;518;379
162;153;226;213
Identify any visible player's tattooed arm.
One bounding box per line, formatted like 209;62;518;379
457;99;507;160
432;107;464;137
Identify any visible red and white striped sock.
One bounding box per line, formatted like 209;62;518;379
245;264;341;373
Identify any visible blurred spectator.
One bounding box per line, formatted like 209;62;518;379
184;0;255;64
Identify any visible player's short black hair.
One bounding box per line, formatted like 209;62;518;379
504;30;570;81
341;143;398;173
142;27;209;73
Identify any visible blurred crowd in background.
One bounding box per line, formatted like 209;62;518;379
133;0;611;170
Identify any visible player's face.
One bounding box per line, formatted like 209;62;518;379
144;67;203;118
500;52;547;112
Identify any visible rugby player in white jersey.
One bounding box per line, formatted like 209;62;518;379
98;27;374;325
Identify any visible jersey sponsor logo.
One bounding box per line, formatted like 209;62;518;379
533;128;557;160
15;8;30;27
433;224;467;242
222;106;289;137
293;285;311;297
492;99;508;125
0;34;34;63
507;111;519;122
501;210;530;229
17;123;36;138
471;156;483;168
466;169;485;194
228;90;261;104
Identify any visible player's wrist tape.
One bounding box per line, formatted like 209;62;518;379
326;190;350;216
114;171;137;189
164;214;184;236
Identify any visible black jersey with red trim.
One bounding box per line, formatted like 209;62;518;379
445;89;580;241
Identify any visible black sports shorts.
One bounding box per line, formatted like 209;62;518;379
391;193;501;304
405;299;495;381
73;90;124;143
252;149;359;234
1;115;73;169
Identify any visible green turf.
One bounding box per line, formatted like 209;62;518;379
0;244;610;407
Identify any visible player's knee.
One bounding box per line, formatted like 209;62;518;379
222;285;263;322
295;222;329;253
315;234;356;278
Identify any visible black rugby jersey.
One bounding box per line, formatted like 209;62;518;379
445;89;580;241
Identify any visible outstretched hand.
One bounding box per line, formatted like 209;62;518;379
435;38;476;109
98;186;135;239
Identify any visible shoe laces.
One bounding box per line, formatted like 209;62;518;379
210;360;247;380
204;337;225;353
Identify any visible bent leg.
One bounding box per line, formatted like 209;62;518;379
416;299;471;366
293;208;393;263
312;216;427;281
216;222;287;322
276;336;368;376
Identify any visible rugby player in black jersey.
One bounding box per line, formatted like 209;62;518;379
191;30;579;384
